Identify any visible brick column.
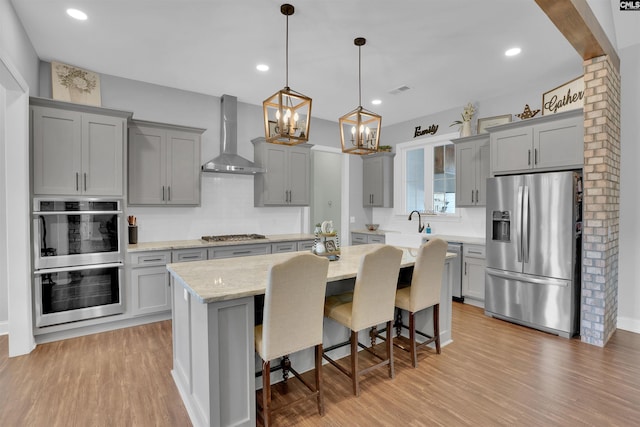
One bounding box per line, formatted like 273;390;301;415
581;55;621;346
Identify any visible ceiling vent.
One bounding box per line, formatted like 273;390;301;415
389;85;410;95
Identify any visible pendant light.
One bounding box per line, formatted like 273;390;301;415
263;4;312;146
339;37;381;155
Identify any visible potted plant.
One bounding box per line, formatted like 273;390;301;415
450;102;476;137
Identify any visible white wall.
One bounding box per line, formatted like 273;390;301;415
38;62;346;241
368;69;583;238
618;43;640;333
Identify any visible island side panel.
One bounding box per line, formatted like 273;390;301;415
171;277;256;427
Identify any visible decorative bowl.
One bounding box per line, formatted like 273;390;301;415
365;224;379;231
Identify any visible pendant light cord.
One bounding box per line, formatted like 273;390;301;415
358;43;362;108
285;13;289;89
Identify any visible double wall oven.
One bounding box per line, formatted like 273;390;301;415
33;198;125;327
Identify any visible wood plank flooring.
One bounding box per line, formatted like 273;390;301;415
2;303;640;426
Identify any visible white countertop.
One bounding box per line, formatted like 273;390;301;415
127;233;315;252
167;244;457;304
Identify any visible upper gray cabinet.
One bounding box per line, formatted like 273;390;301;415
363;152;394;208
453;134;490;207
128;120;204;206
253;138;311;207
490;109;583;176
30;97;132;196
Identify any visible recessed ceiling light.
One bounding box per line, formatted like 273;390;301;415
371;99;382;105
505;47;521;57
66;8;88;20
256;64;269;72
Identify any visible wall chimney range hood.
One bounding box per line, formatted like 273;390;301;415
202;94;265;175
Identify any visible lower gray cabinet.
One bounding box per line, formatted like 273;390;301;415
351;232;385;245
128;250;172;316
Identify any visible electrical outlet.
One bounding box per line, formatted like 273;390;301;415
350;216;355;223
183;288;188;301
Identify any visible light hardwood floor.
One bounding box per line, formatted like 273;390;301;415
1;303;639;426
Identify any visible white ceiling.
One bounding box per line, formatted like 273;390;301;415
10;0;640;126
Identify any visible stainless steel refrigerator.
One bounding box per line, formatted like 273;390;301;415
485;171;582;338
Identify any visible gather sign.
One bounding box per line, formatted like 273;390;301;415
542;76;585;115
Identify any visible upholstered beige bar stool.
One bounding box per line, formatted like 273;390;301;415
255;253;330;426
323;245;403;396
394;238;447;367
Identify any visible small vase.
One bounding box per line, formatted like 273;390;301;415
460;121;472;137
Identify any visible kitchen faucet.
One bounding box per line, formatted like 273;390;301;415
408;210;424;233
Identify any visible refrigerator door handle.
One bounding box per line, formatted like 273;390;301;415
522;185;530;263
516;185;523;262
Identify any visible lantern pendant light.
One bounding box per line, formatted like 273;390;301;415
340;37;381;155
263;4;312;146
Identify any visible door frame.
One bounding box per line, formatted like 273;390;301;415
310;145;350;247
0;50;35;356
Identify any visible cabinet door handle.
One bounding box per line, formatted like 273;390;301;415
168;186;171;201
162;186;165;201
475;189;479;203
233;250;252;255
181;255;200;260
465;261;467;275
469;250;483;255
84;173;87;191
528;149;531;166
534;148;538;165
142;258;163;263
471;190;474;203
76;172;79;191
289;190;292;203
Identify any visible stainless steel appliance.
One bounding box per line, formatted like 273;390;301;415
485;171;582;338
33;198;125;327
201;233;266;242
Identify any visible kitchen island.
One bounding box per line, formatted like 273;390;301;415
167;244;456;427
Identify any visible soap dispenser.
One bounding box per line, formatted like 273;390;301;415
426;223;431;234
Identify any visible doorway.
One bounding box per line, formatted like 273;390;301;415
1;54;34;356
311;147;348;246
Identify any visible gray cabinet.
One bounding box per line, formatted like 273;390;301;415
128;120;204;206
363;152;394;207
31;98;131;196
462;244;486;304
128;251;172;316
453;134;490;207
490;109;583;176
253;138;311;206
351;232;385;245
208;243;271;259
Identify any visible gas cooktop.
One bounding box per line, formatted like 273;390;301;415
201;234;266;242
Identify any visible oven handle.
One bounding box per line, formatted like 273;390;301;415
34;262;124;275
34;210;124;216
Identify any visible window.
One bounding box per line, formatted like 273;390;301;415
396;133;457;215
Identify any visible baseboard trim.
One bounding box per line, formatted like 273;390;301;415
617;316;640;335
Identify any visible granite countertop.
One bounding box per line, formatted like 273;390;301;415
127;233;316;253
424;234;486;245
167;244;457;304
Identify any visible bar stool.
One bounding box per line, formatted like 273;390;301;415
394;238;447;367
323;245;403;396
255;253;330;426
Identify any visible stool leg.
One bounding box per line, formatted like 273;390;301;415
433;304;441;354
262;360;271;427
280;355;291;393
394;308;402;338
315;344;325;416
409;312;417;368
350;330;360;396
386;320;394;379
